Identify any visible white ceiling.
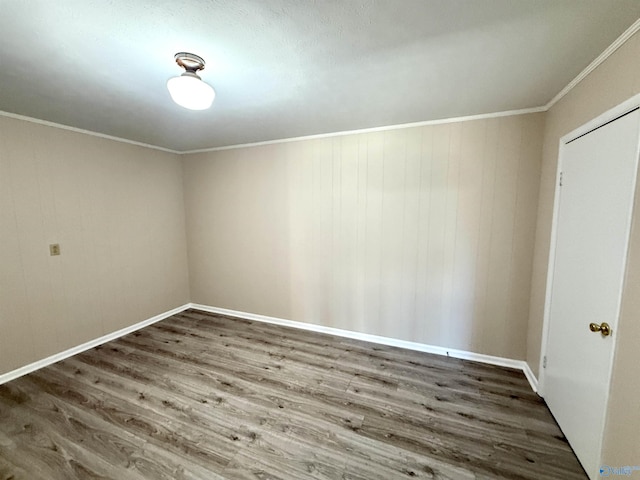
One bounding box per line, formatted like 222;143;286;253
1;1;639;152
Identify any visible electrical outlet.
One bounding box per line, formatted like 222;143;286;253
49;244;61;256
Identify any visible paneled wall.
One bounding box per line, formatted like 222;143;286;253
0;116;190;375
184;113;544;359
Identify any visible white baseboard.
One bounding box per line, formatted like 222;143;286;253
0;303;191;386
522;361;539;394
1;302;540;395
189;303;539;393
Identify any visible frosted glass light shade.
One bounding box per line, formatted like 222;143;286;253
167;73;215;110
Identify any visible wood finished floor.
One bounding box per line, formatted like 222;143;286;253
0;309;586;480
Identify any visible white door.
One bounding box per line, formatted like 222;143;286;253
544;108;640;479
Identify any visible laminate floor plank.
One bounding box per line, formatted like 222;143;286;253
145;324;397;391
125;326;355;393
63;352;365;449
167;316;344;360
344;380;531;444
0;391;146;480
46;361;247;463
97;339;363;430
0;383;146;474
10;373;233;480
0;309;587;479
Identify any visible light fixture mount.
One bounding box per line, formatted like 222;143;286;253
174;52;206;76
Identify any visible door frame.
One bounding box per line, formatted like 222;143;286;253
538;93;640;467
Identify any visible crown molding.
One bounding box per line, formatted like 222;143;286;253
0;110;180;154
545;18;640;110
180;107;547;155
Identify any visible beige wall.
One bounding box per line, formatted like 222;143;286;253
183;113;544;360
527;32;640;466
0;116;190;375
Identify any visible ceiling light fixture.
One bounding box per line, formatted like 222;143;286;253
167;52;215;110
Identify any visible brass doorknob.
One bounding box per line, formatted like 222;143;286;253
589;322;612;337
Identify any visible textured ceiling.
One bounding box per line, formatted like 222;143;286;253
1;1;639;152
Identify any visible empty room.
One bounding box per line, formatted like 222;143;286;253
2;1;640;479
